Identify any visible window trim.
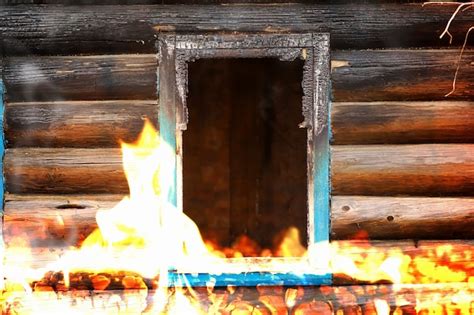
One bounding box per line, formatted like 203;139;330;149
157;33;331;286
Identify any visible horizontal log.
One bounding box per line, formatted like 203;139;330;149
3;55;157;102
5;100;158;148
4;194;474;244
3;54;156;101
4;238;473;285
4;50;473;102
332;144;474;196
4;148;126;194
331;196;474;239
3;194;119;246
0;238;416;265
332;49;474;101
5;100;472;148
5;145;474;196
0;283;472;314
1;4;473;55
331;101;474;144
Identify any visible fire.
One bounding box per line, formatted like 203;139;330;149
49;120;213;279
1;120;473;314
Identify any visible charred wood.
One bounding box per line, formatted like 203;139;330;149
1;4;473;55
3;50;473;102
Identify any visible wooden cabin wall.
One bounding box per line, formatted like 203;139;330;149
0;3;473;249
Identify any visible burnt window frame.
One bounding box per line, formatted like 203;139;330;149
157;33;331;286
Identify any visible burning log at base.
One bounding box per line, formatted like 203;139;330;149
2;120;473;315
2;282;472;314
31;271;154;292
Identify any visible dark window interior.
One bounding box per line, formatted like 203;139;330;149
183;58;307;252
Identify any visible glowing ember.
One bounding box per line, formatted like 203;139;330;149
1;120;472;314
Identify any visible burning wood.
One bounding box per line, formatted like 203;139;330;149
1;120;472;314
2;282;472;314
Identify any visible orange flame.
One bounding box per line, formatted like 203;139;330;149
1;120;472;314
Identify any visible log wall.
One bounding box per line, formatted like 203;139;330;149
1;4;473;55
1;3;473;244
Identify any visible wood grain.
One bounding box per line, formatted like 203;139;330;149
332;49;474;101
5;100;474;147
4;194;474;244
3;55;157;102
331;196;474;239
5;100;158;148
4;148;127;194
5;145;473;196
332;144;474;196
331;101;474;144
4;50;473;102
1;4;473;55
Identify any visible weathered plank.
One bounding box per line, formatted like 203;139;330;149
4;194;474;245
331;196;474;239
5;100;158;148
331;101;474;145
4;148;126;194
4;144;474;195
1;4;473;55
6;100;473;148
332;49;474;101
4;50;473;102
3;55;157;102
332;144;474;196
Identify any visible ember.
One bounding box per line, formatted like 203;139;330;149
1;121;472;314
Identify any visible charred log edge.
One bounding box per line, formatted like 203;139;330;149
3;49;474;102
1;4;474;55
331;196;474;240
4;100;474;148
331;101;474;145
331;144;474;196
168;32;322;130
4;193;474;241
5;100;158;148
4;144;474;196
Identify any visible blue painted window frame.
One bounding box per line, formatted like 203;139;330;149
157;33;331;287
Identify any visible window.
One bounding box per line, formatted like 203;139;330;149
157;33;330;286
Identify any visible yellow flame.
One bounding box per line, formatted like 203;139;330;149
52;120;212;280
1;120;472;314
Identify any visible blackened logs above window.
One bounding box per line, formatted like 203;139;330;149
1;4;473;55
